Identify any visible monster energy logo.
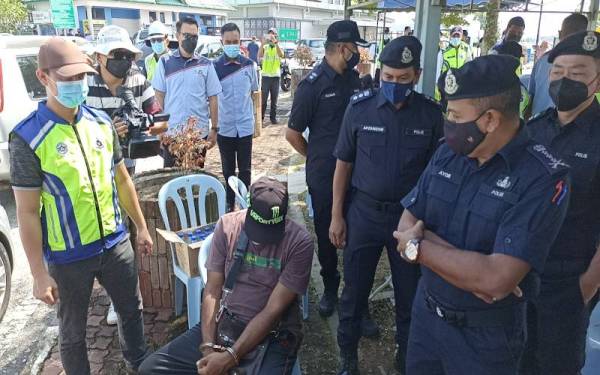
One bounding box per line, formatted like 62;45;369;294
249;209;284;225
271;206;280;218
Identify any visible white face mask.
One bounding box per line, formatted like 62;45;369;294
450;37;461;47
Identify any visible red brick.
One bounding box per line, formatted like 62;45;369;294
141;252;150;272
150;255;160;289
152;290;162;307
162;290;173;308
158;256;170;290
139;271;153;306
151;321;168;335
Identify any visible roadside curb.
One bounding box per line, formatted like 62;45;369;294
31;325;58;374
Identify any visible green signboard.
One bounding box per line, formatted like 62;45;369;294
279;28;299;41
50;0;77;29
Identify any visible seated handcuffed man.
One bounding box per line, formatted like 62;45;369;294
139;176;314;375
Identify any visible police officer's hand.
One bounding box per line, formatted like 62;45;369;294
207;129;217;150
393;220;425;252
113;117;128;138
579;272;598;305
329;215;347;249
136;227;153;256
33;270;59;305
197;351;236;375
473;287;522;304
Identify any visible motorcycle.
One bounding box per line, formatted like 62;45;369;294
280;60;291;92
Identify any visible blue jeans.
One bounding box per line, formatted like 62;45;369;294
48;239;148;374
138;323;299;375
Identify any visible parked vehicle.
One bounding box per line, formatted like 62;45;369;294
298;38;326;63
195;35;223;60
0;204;15;322
280;41;297;59
0;35;90;182
280;60;291;92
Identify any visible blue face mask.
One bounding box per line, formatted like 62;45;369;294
450;37;461;47
151;40;166;55
223;44;240;59
54;79;88;108
380;80;413;105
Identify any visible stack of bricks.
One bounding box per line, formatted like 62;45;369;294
133;169;221;308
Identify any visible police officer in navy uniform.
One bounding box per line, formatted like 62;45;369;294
521;31;600;375
394;54;571;375
286;21;379;335
330;36;444;374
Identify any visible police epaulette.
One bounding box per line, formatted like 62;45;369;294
527;144;570;174
306;69;321;83
527;107;554;124
350;89;373;104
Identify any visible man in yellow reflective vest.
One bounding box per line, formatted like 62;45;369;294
10;38;153;374
435;26;472;100
258;27;284;125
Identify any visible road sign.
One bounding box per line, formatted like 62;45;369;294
32;11;51;24
279;28;299;41
50;0;77;29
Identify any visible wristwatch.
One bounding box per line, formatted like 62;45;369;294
403;239;421;263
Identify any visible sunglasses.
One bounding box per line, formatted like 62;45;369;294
181;33;198;39
149;37;165;43
111;50;136;61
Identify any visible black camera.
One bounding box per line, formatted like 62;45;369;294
113;86;169;159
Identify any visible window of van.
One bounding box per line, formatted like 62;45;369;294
17;55;45;100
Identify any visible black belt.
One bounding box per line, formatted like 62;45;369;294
353;190;404;213
425;293;523;328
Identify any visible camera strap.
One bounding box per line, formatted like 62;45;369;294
216;230;249;323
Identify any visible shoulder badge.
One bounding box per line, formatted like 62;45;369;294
445;69;459;95
401;47;413;64
527;144;570;174
527;107;554;124
305;68;321;83
350;89;374;104
583;31;598;52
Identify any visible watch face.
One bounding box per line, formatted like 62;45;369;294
405;242;418;261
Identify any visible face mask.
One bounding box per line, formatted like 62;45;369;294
223;44;240;59
381;81;413;105
105;58;131;79
151;41;166;55
345;47;360;70
54;79;88;108
181;36;198;55
450;37;461;47
549;76;596;111
443;110;488;156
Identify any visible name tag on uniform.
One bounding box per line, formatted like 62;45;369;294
575;152;588;159
438;170;452;179
404;128;432;137
324;92;337;98
361;125;385;133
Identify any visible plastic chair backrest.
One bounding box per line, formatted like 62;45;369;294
198;233;213;284
158;174;227;232
227;175;249;209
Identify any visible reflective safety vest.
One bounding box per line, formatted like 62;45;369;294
435;42;471;101
261;45;281;77
520;83;530;118
145;54;159;82
12;104;126;264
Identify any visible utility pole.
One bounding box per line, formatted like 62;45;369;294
344;0;351;20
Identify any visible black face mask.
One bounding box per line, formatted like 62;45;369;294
181;36;198;55
549;76;596;111
443;110;488;156
105;58;131;79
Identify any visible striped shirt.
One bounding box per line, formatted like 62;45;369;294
86;65;161;118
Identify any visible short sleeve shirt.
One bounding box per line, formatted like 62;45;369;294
288;59;361;188
334;89;444;202
213;55;259;138
401;126;570;310
206;211;314;326
152;50;222;137
528;53;554;116
527;101;600;262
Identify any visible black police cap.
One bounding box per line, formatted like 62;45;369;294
326;20;368;46
379;36;422;69
490;40;523;59
444;55;520;100
548;31;600;63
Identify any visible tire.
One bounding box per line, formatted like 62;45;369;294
281;76;291;92
0;242;12;323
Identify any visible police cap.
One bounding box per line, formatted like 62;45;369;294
444;55;520;100
379;36;422;69
548;31;600;63
326;20;368;46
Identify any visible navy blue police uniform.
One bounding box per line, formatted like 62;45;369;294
333;36;444;368
288;21;363;307
401;55;571;375
520;31;600;375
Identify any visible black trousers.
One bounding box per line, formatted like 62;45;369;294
307;184;339;282
217;134;253;208
137;323;298;375
261;76;279;121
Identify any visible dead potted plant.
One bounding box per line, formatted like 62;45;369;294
291;44;314;96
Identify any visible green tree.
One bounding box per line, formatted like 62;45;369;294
0;0;27;34
481;0;500;55
441;12;470;29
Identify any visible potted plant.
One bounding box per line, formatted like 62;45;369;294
357;47;373;76
291;44;314;96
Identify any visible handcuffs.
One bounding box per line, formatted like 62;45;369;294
199;342;240;366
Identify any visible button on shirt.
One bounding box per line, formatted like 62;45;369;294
402;126;570;310
334;90;443;202
213;54;259;138
527;101;600;262
288;59;360;188
152;50;222;137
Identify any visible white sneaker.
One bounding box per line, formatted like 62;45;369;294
106;302;118;325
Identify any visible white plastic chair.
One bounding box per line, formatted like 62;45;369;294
158;174;226;329
199;234;302;375
227;175;249;209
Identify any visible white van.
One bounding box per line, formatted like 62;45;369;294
0;35;89;181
